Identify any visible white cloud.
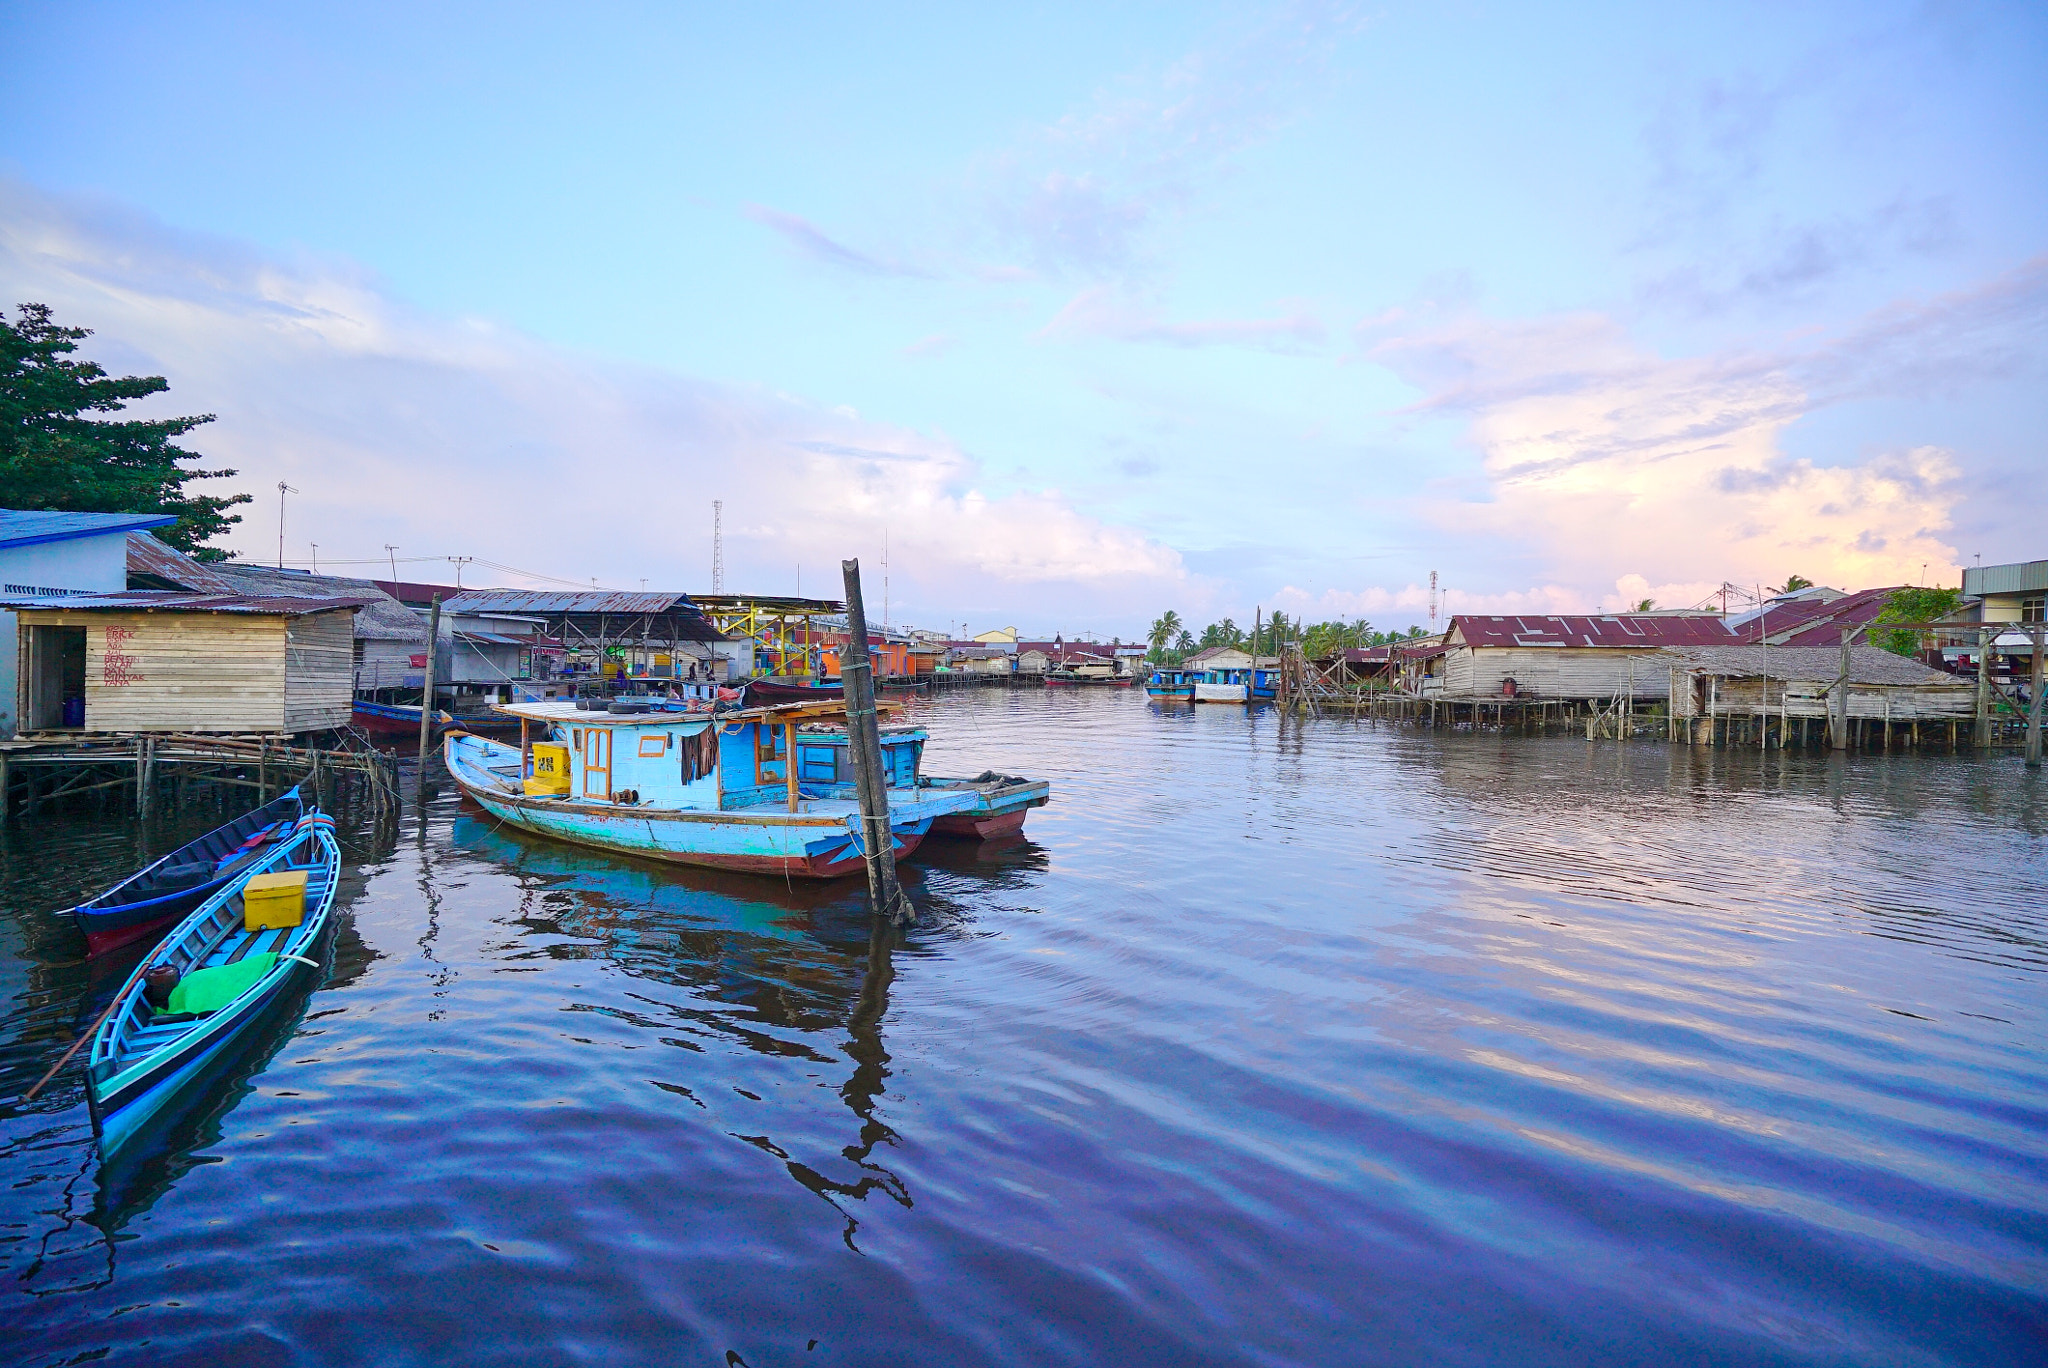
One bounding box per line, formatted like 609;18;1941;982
0;182;1185;626
1367;306;1978;599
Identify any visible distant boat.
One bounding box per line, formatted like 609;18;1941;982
85;811;340;1156
1146;669;1196;700
746;677;844;704
59;788;306;957
443;698;1048;878
351;699;454;738
1045;672;1135;687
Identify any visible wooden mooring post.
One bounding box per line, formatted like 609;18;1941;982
418;593;443;790
840;558;915;926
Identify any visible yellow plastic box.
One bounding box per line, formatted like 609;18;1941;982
526;742;572;797
244;869;308;931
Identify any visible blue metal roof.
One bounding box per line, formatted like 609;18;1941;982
0;509;178;550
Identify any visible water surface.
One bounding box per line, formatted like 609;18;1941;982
2;690;2044;1365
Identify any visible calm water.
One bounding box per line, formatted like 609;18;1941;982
2;691;2044;1366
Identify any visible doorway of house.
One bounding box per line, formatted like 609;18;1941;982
25;625;87;729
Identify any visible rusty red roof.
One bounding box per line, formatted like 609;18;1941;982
1743;586;1905;647
1449;614;1741;649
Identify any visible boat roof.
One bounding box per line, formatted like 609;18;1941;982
492;697;901;728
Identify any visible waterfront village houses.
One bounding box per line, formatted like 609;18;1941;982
0;511;178;738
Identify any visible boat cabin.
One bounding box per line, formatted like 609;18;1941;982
494;700;925;811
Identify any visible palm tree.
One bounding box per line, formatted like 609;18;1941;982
1174;628;1195;656
1148;610;1183;662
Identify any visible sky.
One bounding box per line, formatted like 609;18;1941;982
2;1;2043;637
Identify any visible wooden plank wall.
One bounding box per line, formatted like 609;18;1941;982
1680;675;1975;720
16;610;288;732
284;610;355;732
17;608;351;733
1443;647;1675;700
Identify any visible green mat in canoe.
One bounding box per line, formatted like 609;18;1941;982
166;953;279;1015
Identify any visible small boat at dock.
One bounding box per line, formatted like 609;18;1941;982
60;789;306;957
85;811;340;1156
351;699;454;738
443;697;1048;877
1193;668;1250;702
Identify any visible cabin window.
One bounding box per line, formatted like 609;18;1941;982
572;728;583;747
638;734;670;758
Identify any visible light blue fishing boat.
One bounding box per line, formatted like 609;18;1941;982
444;698;1048;877
85;812;340;1157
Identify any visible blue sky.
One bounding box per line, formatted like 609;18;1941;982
3;1;2043;635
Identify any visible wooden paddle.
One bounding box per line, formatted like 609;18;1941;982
21;993;125;1104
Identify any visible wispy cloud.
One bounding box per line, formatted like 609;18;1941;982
1360;257;2048;596
1038;285;1326;351
977;1;1365;280
0;181;1184;620
741;203;932;279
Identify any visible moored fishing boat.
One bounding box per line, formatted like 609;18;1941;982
443;697;1048;877
60;789;306;956
1193;668;1250;702
85;811;341;1157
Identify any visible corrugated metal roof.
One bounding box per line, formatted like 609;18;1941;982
0;509;177;549
202;562;425;641
1745;586;1903;647
124;532;239;593
1452;614;1741;649
691;594;845;613
441;589;697;614
0;591;369;614
1962;559;2048;597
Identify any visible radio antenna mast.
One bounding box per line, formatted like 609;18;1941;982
1429;570;1439;632
712;500;725;594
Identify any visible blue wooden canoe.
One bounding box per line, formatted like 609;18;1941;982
60;788;305;957
85;812;341;1157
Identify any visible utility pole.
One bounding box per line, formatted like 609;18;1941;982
276;482;299;568
417;595;442;789
311;543;319;574
1833;626;1853;750
2027;623;2043;769
449;556;472;589
1974;626;1993;750
386;544;400;584
841;558;914;925
712;501;725;594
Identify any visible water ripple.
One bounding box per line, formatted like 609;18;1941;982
1;692;2044;1365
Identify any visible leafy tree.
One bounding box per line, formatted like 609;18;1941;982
1633;597;1656;612
1199;618;1245;649
1870;586;1963;657
0;303;249;560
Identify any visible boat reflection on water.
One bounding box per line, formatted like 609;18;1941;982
445;808;1045;1245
